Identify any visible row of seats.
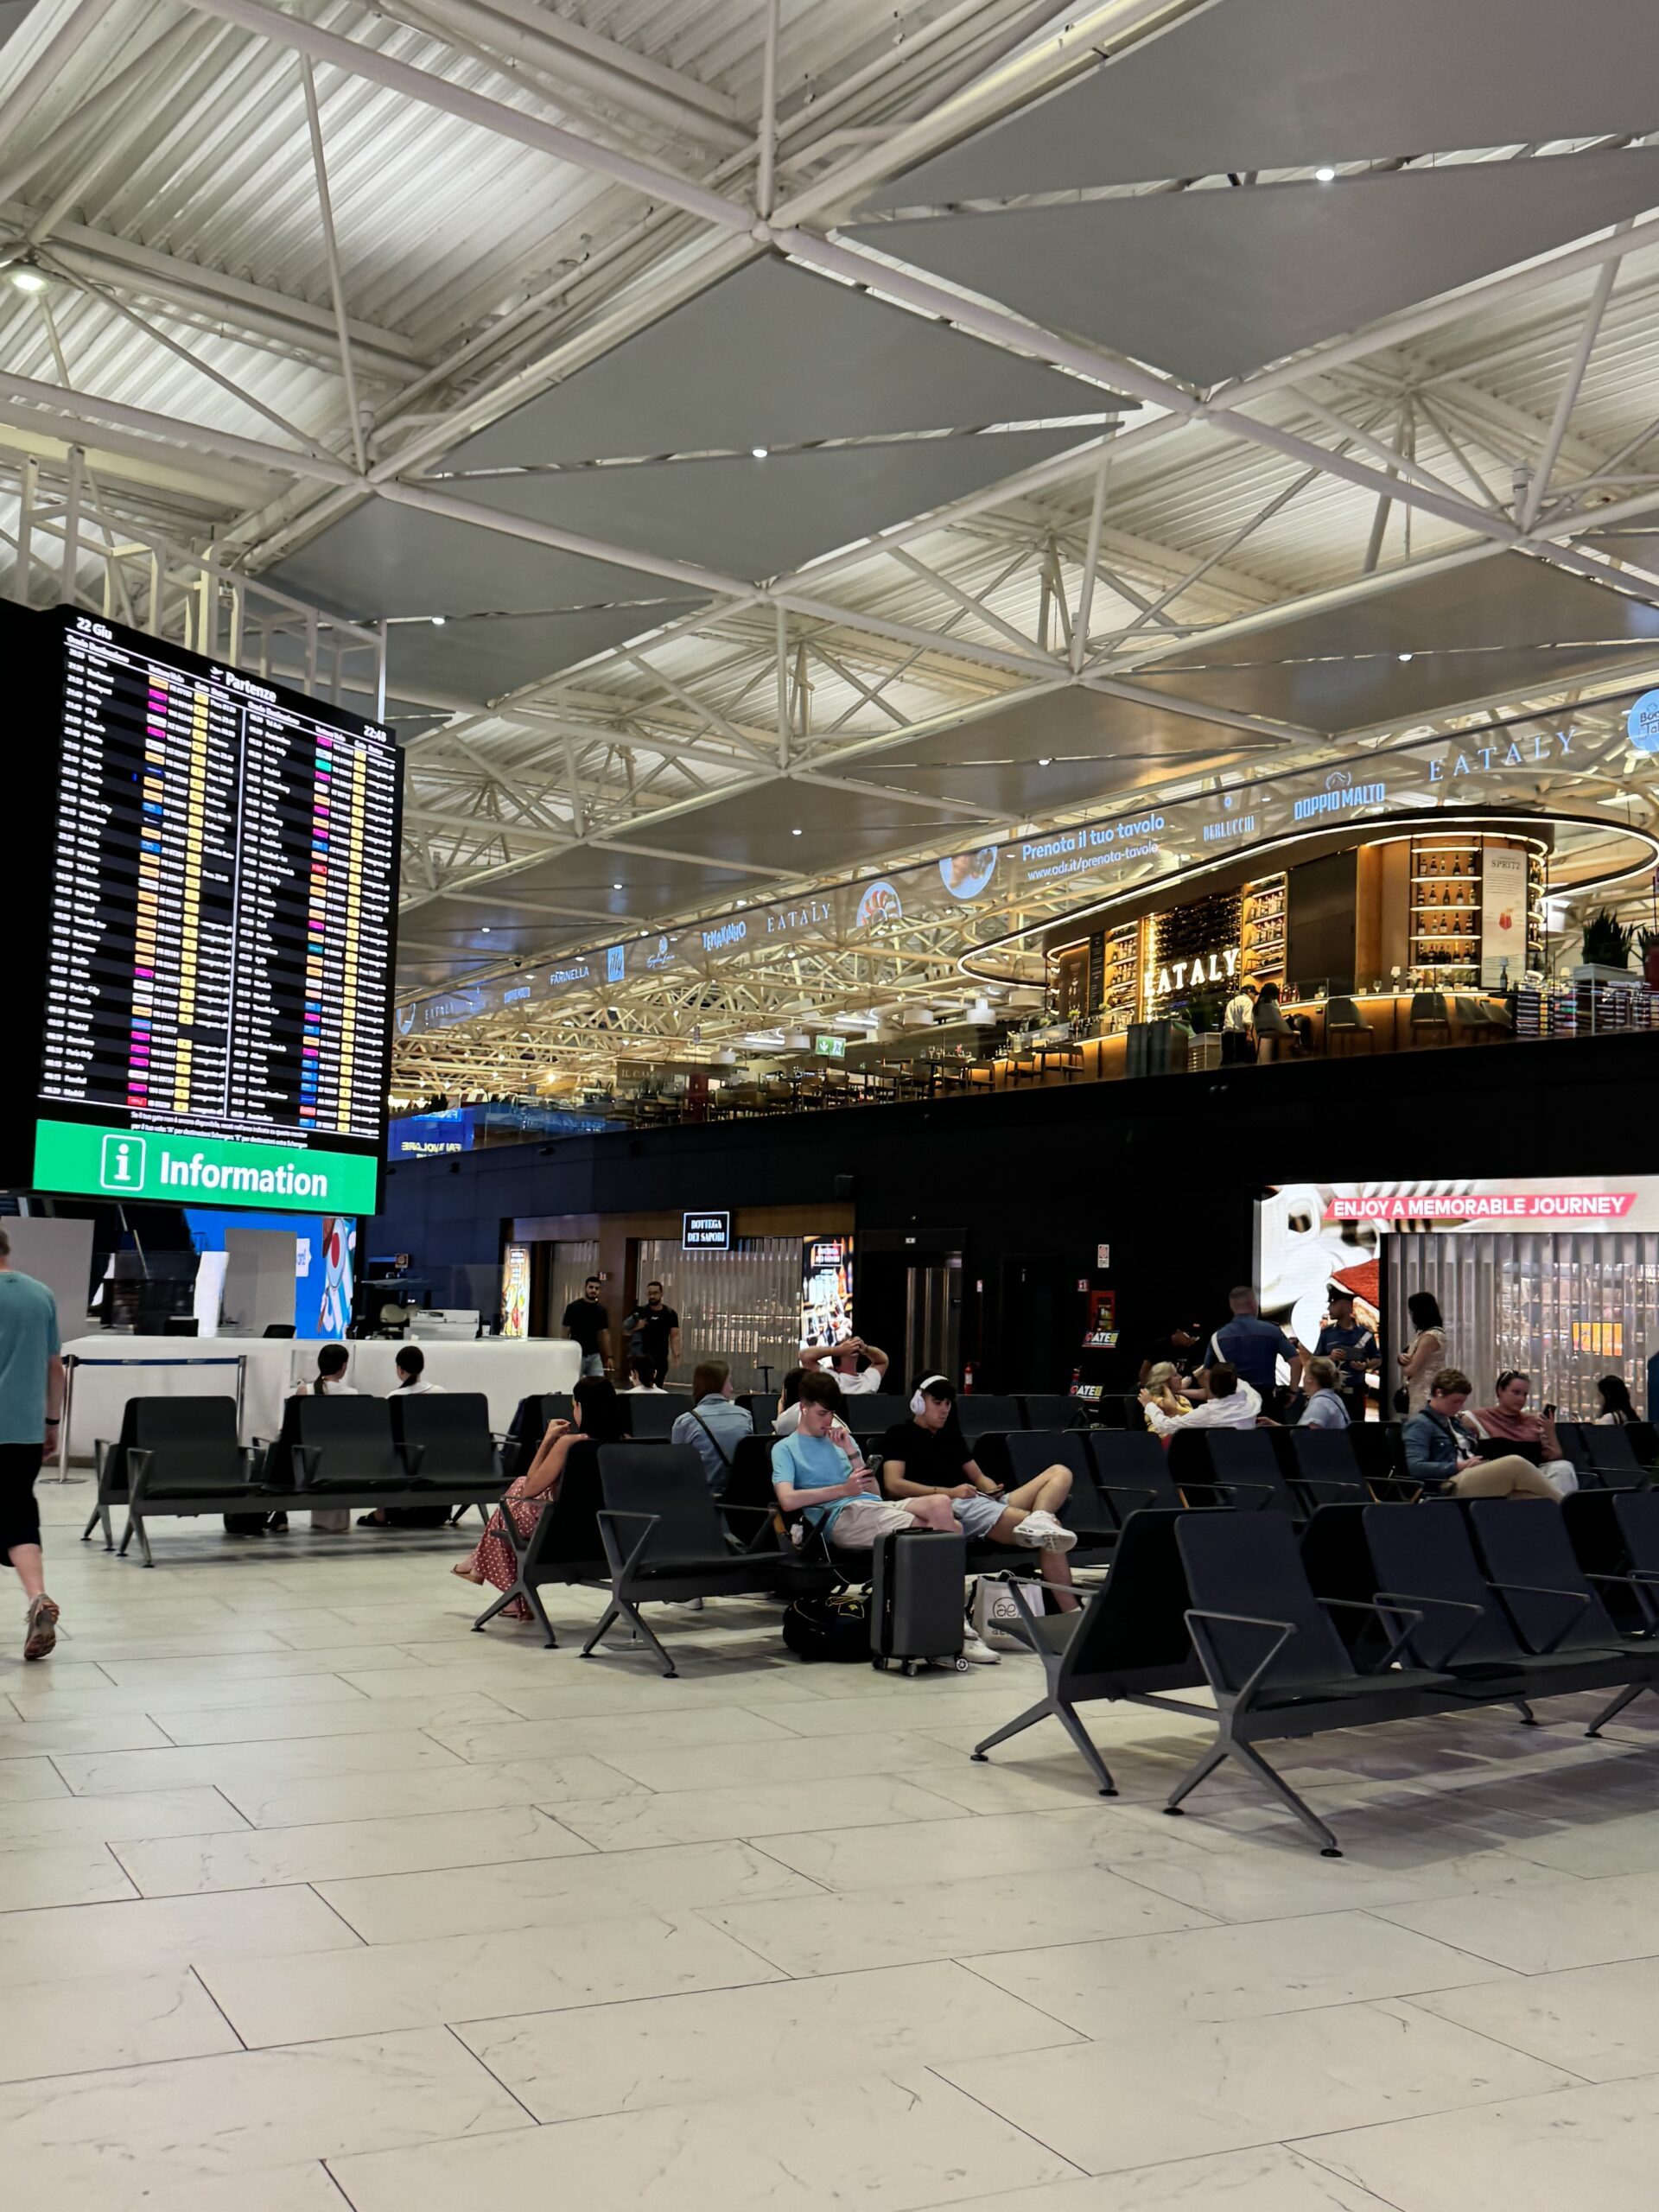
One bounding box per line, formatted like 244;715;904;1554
85;1394;504;1564
977;1494;1659;1853
508;1389;1088;1460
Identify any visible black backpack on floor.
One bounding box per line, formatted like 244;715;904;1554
782;1587;871;1662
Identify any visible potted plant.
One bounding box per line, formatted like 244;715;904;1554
1573;908;1637;987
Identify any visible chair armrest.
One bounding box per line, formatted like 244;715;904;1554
1582;1569;1659;1628
1316;1594;1427;1673
127;1446;153;1503
1485;1579;1596;1654
396;1441;428;1478
289;1444;319;1491
1365;1473;1424;1499
1094;1482;1157;1520
1182;1605;1299;1707
1374;1590;1485;1668
93;1437;109;1480
594;1507;659;1581
1295;1477;1370;1503
717;1501;785;1554
1209;1479;1275;1510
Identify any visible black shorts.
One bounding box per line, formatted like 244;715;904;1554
0;1441;44;1554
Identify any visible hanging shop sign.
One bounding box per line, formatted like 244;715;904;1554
683;1211;732;1250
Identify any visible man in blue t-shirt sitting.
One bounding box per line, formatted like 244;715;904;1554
1208;1286;1302;1407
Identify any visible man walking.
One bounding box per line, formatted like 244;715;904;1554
622;1279;681;1389
0;1230;65;1659
562;1274;612;1377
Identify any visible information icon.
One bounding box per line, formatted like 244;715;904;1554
99;1133;147;1192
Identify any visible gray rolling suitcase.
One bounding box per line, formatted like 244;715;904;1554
870;1527;969;1675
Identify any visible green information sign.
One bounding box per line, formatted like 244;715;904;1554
33;1119;379;1215
813;1033;847;1058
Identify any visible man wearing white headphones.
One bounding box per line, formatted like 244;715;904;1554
877;1376;1080;1611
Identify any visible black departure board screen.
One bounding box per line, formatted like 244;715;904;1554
16;607;400;1214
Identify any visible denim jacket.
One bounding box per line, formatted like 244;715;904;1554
1402;1408;1464;1489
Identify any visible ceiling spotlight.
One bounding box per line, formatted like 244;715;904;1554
1037;755;1052;766
480;925;491;933
612;881;623;890
9;264;47;293
1314;165;1336;182
751;446;769;460
735;899;747;908
1398;652;1413;663
430;615;446;626
791;826;803;836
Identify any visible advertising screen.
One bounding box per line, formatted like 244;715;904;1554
800;1236;854;1348
16;606;400;1214
500;1244;530;1339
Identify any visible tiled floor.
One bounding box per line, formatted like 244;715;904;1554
6;1493;1659;2209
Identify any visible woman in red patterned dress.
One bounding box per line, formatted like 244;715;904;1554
453;1376;628;1616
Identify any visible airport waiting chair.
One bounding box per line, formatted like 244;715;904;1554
1087;1428;1192;1515
583;1444;807;1676
621;1392;693;1441
1019;1393;1089;1432
83;1395;149;1549
970;1509;1209;1796
1005;1431;1119;1562
389;1392;504;1523
471;1438;607;1645
840;1394;910;1441
1173;1510;1454;1854
116;1398;270;1566
1205;1428;1306;1519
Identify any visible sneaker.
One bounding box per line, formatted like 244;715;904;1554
959;1628;1001;1665
23;1595;59;1661
1012;1510;1077;1554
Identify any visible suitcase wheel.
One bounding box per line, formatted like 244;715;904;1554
902;1659;922;1677
952;1656;971;1672
872;1656;889;1671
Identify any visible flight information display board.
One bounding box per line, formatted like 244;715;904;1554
16;607;400;1215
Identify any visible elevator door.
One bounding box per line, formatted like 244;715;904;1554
905;1255;962;1382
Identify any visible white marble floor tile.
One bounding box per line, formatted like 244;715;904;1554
422;1704;803;1762
937;1999;1573;2175
1407;1953;1659;2080
707;1864;1211;1977
200;1909;784;2044
460;1958;1078;2121
0;2024;529;2209
1376;1867;1659;1972
0;1884;361;1983
0;1785;251;1848
0;1714;175;1758
1298;2073;1659;2212
0;1965;243;2082
761;1689;1040;1739
320;1835;815;1942
899;2144;1404;2212
111;1802;589;1896
752;1805;1179;1890
219;1752;644;1829
329;2069;1074;2212
52;1732;464;1797
0;1662;127;1698
94;1649;422;1688
599;1727;966;1792
963;1909;1516;2031
0;1758;71;1803
484;1669;835;1719
0;1839;138;1910
550;1771;969;1849
46;1630;302;1663
149;1691;516;1745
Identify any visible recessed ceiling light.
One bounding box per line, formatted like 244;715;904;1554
480;925;491;933
1314;166;1336;182
612;881;623;889
736;899;747;907
791;827;803;836
10;266;46;292
1037;755;1052;766
751;446;769;460
1398;652;1413;662
430;615;445;626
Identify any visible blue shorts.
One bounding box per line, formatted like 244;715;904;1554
953;1494;1007;1540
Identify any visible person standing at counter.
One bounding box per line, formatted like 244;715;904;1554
622;1281;680;1389
562;1277;612;1379
0;1229;64;1660
1223;980;1257;1063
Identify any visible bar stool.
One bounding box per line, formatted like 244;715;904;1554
1325;996;1376;1057
1409;990;1452;1047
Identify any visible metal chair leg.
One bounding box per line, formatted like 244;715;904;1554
580;1601;621;1656
971;1696;1052;1762
472;1585;519;1630
1049;1698;1118;1796
1226;1738;1343;1855
1586;1681;1649;1738
524;1580;559;1650
1164;1739;1227;1815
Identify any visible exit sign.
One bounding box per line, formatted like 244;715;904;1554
814;1034;847;1058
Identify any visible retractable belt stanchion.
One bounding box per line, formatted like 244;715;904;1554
51;1352;249;1483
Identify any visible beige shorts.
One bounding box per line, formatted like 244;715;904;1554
832;1498;922;1547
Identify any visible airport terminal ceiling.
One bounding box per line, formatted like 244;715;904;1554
4;0;1659;1089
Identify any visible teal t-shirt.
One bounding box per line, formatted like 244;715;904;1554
0;1270;60;1445
771;1430;856;1532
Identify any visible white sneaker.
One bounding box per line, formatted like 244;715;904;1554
959;1628;1001;1665
1012;1510;1077;1554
